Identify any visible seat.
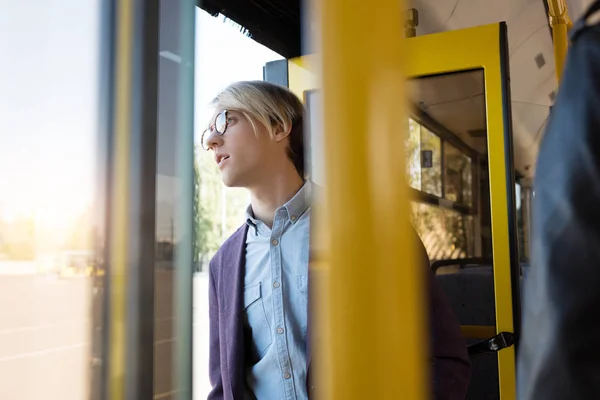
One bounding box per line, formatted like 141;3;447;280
434;263;498;399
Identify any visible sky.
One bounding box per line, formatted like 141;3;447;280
0;1;282;232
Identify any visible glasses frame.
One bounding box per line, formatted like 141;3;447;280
200;109;229;151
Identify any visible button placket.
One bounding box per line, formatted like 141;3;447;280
271;213;296;397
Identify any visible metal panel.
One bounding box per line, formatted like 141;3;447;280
263;59;289;87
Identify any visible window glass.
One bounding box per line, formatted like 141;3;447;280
420;126;442;197
405;118;442;197
410;202;474;261
0;2;101;399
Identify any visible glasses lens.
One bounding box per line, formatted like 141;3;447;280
215;111;227;134
201;129;210;150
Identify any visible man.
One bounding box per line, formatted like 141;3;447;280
517;2;600;399
204;80;470;399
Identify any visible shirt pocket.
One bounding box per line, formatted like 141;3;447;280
244;282;272;362
297;275;309;339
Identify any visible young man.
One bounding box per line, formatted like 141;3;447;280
204;81;470;400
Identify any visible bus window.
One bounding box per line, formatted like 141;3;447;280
406;119;443;197
444;143;473;208
410;202;475;261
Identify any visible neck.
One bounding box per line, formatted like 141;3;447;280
249;165;304;228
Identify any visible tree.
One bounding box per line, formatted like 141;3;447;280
193;154;202;270
193;147;224;272
0;216;35;260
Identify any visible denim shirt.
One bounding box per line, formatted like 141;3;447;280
243;181;312;400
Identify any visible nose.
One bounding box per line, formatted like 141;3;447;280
203;129;224;151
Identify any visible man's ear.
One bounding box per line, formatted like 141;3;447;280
273;122;292;143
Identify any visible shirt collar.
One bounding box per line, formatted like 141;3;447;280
245;180;313;228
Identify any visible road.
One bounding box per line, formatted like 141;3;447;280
0;267;211;400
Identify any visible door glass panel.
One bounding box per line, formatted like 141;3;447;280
408;69;497;398
408;70;490;259
155;1;196;397
0;3;102;400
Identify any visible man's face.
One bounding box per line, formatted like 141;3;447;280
202;108;282;188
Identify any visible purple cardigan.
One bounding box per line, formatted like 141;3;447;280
207;224;471;399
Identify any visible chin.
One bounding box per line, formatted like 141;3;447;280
221;180;239;188
220;171;244;188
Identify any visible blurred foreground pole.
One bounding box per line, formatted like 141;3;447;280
309;0;429;398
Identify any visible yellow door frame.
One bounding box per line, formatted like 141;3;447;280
404;22;520;400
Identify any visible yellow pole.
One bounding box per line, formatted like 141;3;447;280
551;22;569;82
547;0;571;82
313;0;427;398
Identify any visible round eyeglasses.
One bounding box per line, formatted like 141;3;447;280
200;110;229;151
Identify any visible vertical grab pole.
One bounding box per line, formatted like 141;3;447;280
552;22;569;82
547;0;571;82
313;0;428;398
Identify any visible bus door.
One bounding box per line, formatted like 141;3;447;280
406;22;519;400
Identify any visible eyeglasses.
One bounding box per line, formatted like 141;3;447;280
200;110;229;151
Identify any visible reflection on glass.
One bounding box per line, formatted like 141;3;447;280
405;119;442;197
408;69;490;262
154;1;192;396
444;143;473;207
410;202;474;261
0;2;100;400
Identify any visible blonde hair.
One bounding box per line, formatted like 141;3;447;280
212;81;305;177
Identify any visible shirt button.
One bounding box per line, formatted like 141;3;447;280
271;239;279;246
290;215;297;221
273;281;280;288
277;327;284;334
284;372;291;379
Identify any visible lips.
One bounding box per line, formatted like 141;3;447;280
215;153;230;167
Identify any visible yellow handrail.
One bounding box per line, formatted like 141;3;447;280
547;0;572;82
